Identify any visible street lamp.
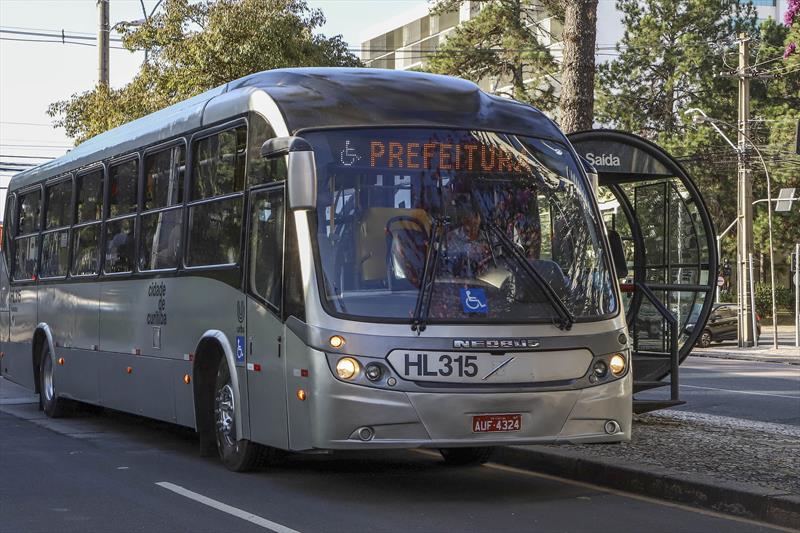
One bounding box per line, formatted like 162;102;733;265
685;107;779;349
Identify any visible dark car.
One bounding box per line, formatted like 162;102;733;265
688;303;761;348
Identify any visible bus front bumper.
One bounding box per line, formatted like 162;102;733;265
305;371;632;450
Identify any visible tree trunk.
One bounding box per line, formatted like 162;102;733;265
558;0;598;133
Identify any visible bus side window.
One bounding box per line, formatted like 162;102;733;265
40;177;73;279
72;167;104;276
13;189;41;281
3;194;15;270
192;126;246;200
248;188;284;310
186;125;247;268
140;144;185;271
248;113;286;186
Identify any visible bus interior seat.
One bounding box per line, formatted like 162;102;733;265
358;208;430;284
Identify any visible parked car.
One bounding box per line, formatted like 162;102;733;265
686;303;761;348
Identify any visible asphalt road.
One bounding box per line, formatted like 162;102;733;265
0;400;788;533
638;357;800;426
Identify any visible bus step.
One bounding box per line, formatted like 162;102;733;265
633;380;668;393
633;399;686;414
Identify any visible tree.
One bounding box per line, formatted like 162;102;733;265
48;0;361;144
557;0;599;133
596;0;799;284
424;0;558;111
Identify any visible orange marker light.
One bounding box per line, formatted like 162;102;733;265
57;357;65;365
126;366;133;374
329;335;345;349
183;374;191;384
296;389;307;401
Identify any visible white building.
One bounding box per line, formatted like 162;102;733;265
360;0;791;74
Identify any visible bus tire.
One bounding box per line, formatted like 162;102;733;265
214;358;266;472
39;343;68;418
439;446;495;466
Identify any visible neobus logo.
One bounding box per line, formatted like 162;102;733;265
453;339;541;350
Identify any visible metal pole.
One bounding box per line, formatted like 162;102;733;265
794;243;799;348
737;252;743;347
97;0;109;86
737;34;754;346
749;252;758;347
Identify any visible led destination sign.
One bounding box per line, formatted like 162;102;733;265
337;137;535;174
369;141;532;173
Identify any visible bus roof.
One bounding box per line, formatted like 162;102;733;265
10;68;563;192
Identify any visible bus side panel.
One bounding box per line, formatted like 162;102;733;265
39;284;74;352
54;348;99;404
68;282;100;351
97;351;176;422
172;358;196;428
98;280;142;355
6;284;38;389
284;327;313;451
0;257;11;375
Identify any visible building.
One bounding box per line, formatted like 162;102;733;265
360;0;791;76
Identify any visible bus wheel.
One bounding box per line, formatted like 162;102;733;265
439;446;495;466
697;330;712;348
213;359;265;472
39;343;68;418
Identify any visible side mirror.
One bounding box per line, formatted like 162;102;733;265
261;136;316;210
607;230;629;279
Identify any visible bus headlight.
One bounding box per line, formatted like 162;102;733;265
336;357;361;380
609;353;626;376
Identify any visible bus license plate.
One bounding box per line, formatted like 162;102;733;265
472;414;521;433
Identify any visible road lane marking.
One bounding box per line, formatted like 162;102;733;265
156;481;301;533
682;384;800;399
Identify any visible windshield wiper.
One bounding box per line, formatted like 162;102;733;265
411;216;445;333
483;221;574;330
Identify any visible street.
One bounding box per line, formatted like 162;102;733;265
673;357;799;425
0;374;790;533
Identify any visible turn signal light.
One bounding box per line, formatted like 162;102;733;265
329;335;346;349
609;354;626;376
183;374;191;384
296;389;307;401
57;357;65;366
126;366;133;374
335;357;360;380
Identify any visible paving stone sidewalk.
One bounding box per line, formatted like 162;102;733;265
532;410;800;497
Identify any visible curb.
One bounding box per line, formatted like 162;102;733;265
492;446;800;530
690;351;800;366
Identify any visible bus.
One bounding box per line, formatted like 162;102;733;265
0;68;631;471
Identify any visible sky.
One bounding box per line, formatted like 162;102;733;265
0;0;430;206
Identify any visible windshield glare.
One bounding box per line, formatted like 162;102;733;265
306;128;617;323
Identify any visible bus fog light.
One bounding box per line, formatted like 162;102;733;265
357;426;374;441
592;360;608;378
336;357;360;380
365;364;382;381
604;420;620;434
609;354;626;375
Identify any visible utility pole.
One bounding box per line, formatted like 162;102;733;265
736;33;755;347
97;0;110;86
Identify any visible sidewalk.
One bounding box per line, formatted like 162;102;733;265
691;325;800;365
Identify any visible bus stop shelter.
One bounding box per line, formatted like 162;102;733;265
569;130;717;413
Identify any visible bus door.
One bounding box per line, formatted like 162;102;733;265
245;184;289;448
570;131;717;413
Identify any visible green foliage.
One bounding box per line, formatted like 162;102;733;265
596;1;800;277
423;0;558;110
755;283;795;316
48;0;361;144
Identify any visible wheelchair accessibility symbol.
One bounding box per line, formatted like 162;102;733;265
460;288;488;314
236;336;246;364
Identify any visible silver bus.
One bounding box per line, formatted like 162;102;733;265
0;68;631;471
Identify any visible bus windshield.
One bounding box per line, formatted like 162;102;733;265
306;128;617;324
